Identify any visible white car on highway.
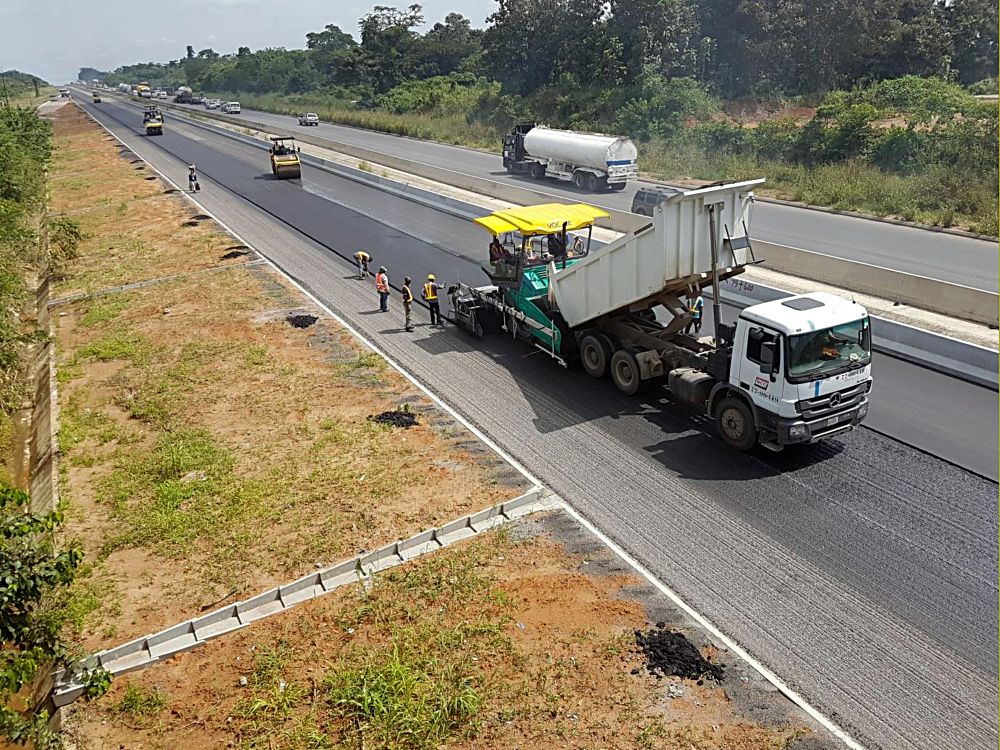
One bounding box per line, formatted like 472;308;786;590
297;112;319;126
221;101;241;114
205;99;221;109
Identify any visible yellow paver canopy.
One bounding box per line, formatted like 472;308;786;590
473;203;610;237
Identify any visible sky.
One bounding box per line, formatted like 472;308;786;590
2;0;497;84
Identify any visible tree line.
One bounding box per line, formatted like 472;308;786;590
83;0;996;102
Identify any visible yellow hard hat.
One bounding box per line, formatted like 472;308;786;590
427;274;436;281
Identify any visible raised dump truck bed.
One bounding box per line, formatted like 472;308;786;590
548;179;763;329
449;180;873;453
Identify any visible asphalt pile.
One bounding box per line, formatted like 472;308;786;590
633;624;725;683
286;314;318;329
369;410;418;428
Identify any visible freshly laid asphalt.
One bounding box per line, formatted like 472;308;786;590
192;102;999;292
77;94;999;750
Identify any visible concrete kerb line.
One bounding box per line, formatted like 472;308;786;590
51;487;554;706
73;101;868;750
47;258;264;307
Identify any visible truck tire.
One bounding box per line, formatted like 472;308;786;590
579;335;610;378
715;397;757;451
610;350;642;396
610;182;627;191
585;173;598;192
573;172;586;189
531;163;546;180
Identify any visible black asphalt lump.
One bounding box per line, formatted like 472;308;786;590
633;625;725;682
369;409;418;428
286;314;318;329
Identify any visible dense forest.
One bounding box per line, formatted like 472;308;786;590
81;0;999;232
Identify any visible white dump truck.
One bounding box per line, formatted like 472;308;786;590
502;122;638;191
448;180;873;451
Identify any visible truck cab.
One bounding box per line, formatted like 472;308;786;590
720;292;872;449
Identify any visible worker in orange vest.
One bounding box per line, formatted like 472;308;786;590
375;266;390;312
422;274;441;325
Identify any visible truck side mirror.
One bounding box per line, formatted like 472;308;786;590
760;341;777;376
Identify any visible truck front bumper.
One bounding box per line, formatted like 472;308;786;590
774;397;869;445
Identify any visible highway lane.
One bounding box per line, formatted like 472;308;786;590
195;102;998;292
80;95;999;750
98;94;1000;480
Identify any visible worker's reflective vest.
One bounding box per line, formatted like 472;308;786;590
402;285;413;303
375;273;389;292
423;282;438;301
690;296;704;319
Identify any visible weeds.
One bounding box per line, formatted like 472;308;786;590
326;643;482;750
79;295;130;327
112;682;167;719
74;329;149;364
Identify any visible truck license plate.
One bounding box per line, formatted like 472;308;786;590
826;415;844;427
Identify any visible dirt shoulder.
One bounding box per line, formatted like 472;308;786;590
66;514;824;750
49;103;527;650
53;103;832;750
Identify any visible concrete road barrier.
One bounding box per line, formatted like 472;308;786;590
755;241;999;327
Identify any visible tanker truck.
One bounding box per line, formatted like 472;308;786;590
448;180;872;451
174;86;193;103
502;123;638;191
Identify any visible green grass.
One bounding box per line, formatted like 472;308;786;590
79;296;131;327
73;329;150;364
326;643;481;750
98;426;276;559
112;682;168;719
230;539;513;750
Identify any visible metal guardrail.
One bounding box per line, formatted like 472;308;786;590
52;487;554;706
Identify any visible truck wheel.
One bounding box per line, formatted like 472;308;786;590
579;335;609;378
573;172;585;189
531;164;546;180
474;318;486;339
715;397;757;451
585;173;598;192
610;182;627;191
610;350;642;396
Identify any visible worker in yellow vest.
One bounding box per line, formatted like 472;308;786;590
353;250;372;279
422;274;441;325
375;266;390;312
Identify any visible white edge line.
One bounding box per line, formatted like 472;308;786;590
76;101;867;750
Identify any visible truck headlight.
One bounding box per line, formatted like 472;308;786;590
788;424;809;440
857;401;868;419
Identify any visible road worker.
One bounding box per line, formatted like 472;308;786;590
402;276;414;332
686;293;704;334
422;274;441;325
354;250;372;279
375;266;390;312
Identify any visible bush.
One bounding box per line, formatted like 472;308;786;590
967;78;998;95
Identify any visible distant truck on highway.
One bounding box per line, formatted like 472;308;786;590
449;181;872;451
502;123;639;192
174;86;193;103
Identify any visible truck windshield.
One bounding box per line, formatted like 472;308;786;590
786;318;871;381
